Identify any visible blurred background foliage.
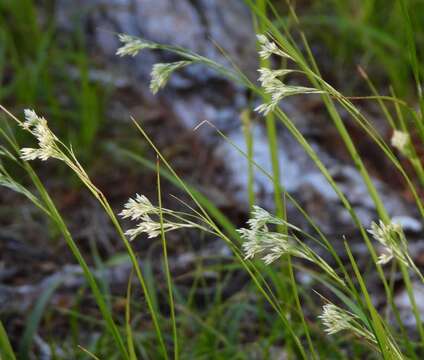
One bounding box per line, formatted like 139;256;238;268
0;0;108;163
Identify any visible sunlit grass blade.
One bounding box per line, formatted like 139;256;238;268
0;320;16;360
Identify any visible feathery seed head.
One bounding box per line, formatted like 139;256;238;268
247;205;274;229
238;206;296;264
319;303;377;344
391;130;410;155
256;34;293;60
116;34;157;57
121;194;197;240
255;69;324;115
257;68;294;87
368;220;408;266
319;304;356;335
120;194;157;220
124;214;170;240
150;61;192;94
19;109;62;161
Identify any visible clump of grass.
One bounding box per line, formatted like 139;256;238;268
2;1;424;359
112;3;424;357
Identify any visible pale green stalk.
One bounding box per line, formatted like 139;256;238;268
247;4;424;348
0;106;168;359
241;109;255;210
345;242;405;360
254;3;310;358
157;158;179;360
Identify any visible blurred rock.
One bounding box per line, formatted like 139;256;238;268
395;282;424;332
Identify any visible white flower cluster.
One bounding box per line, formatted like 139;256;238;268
120;194;158;219
19;109;62;161
319;303;376;343
255;67;323;115
116;34;157;57
239;206;344;285
368;220;409;266
150;61;192;94
120;194;195;240
238;206;303;265
391;130;410;156
319;304;357;335
257;34;292;60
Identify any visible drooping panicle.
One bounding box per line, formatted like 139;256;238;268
150;61;192;94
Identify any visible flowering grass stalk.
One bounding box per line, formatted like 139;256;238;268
238;206;344;286
112;28;421;357
319;303;376;342
1;107;169;359
120;193;212;240
116;34;158;57
150;61;192;94
2;1;424;357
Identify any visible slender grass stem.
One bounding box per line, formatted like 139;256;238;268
157;158;179;360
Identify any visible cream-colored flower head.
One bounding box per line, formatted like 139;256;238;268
150;61;192;94
319;304;357;335
255;67;323;115
238;206;301;264
119;194;157;220
116;34;157;57
319;303;376;344
19;109;62;161
120;194;197;240
391;130;410;155
368;219;408;266
256;34;293;60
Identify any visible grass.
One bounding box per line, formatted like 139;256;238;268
0;0;107;163
2;0;424;359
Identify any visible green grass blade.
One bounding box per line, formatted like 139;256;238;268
0;321;16;360
157;158;179;360
18;276;63;359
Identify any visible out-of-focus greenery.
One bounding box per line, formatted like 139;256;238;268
292;0;424;96
0;0;107;162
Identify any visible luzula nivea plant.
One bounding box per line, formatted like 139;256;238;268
256;34;293;60
117;35;194;95
319;302;404;358
150;61;192;94
17;109;95;189
113;31;414;358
